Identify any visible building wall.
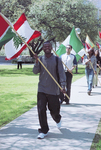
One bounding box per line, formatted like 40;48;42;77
0;56;12;63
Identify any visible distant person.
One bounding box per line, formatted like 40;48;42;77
17;55;22;69
33;41;66;139
93;49;100;87
83;48;97;95
59;45;77;104
99;48;101;75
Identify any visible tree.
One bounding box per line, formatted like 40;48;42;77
0;0;32;22
0;0;101;50
28;0;99;43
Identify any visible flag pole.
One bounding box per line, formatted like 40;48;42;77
98;64;101;72
26;17;73;75
0;13;70;100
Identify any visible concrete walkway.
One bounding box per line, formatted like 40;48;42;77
0;76;101;150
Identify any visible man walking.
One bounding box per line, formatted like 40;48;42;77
33;41;66;139
60;45;77;104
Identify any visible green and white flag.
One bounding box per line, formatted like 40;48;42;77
56;27;85;61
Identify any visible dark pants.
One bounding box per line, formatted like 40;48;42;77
60;71;73;103
17;62;22;69
37;92;61;134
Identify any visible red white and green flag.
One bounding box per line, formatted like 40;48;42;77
5;13;41;60
96;42;101;49
56;27;85;61
0;13;16;48
85;35;95;48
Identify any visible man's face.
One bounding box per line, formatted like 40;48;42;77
66;46;72;53
43;43;52;54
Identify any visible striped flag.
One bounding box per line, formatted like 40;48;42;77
5;13;41;60
85;35;95;48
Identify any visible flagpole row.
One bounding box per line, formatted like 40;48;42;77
27;17;73;75
0;13;70;100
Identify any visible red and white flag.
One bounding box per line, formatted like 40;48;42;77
99;31;101;39
85;42;90;52
5;13;41;60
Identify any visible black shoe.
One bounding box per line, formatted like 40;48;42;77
87;91;91;95
65;101;69;105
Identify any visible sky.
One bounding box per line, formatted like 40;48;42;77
89;0;101;9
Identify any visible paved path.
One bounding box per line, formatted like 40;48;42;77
0;76;101;150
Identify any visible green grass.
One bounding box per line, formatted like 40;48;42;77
0;64;38;127
90;119;101;150
72;65;85;82
0;64;85;127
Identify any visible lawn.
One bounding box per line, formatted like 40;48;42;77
0;64;38;127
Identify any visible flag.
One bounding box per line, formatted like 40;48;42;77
96;42;101;49
85;35;95;48
5;13;41;60
56;27;85;61
85;42;91;52
99;31;101;39
82;42;90;50
0;13;16;48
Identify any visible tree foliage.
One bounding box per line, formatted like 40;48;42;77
0;0;101;44
28;0;99;43
0;0;31;22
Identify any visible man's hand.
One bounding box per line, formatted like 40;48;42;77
97;64;99;67
86;59;91;64
94;71;97;74
69;69;73;73
61;87;66;94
